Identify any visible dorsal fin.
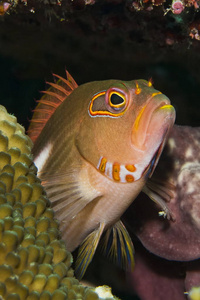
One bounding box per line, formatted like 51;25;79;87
28;70;78;143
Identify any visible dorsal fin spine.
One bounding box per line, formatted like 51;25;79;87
32;108;52;114
36;99;59;108
46;81;70;95
53;72;78;90
28;70;78;143
66;70;78;88
30;119;48;123
41;90;65;102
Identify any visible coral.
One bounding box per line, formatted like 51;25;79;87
0;104;117;300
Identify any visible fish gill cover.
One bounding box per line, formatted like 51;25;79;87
0;104;118;300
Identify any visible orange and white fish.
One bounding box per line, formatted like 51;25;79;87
28;71;175;278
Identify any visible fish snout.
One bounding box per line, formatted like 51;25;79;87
131;93;176;150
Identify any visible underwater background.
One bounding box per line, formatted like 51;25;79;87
0;1;200;299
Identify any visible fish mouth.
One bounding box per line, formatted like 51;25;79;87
131;93;175;150
131;93;175;180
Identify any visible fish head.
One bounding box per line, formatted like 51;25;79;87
77;79;176;183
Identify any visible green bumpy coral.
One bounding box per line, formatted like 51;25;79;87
0;105;116;300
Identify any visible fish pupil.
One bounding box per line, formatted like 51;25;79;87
110;93;124;105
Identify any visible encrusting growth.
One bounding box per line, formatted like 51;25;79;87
0;105;117;300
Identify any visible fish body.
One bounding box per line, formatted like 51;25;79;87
28;71;175;278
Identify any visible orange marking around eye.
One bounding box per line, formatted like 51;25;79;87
89;91;127;117
89;91;106;116
99;157;107;173
113;163;120;181
135;82;141;95
126;174;135;182
151;92;162;97
125;164;136;172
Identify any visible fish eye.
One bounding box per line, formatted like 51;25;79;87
109;92;125;107
89;84;129;117
106;88;127;113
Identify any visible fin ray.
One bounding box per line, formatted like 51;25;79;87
143;177;176;220
146;178;175;201
40;170;101;227
53;71;78;91
46;81;71;95
101;220;135;271
41;90;65;102
75;222;105;279
28;70;78;143
35;99;60;108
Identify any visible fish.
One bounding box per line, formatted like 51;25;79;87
28;70;175;278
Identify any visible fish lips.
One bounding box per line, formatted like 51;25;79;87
131;95;175;178
131;94;175;151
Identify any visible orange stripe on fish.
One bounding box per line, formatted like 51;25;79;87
97;157;138;183
125;174;135;182
151;92;162;97
88;91;106;117
134;105;146;131
113;162;120;181
135;82;141;95
125;164;136;172
148;78;153;87
99;157;107;173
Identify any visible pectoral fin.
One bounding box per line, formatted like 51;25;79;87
75;222;105;279
101;220;135;271
143;178;175;220
40;170;101;230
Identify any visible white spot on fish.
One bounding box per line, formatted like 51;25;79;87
105;161;113;179
120;165;137;183
34;143;53;173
